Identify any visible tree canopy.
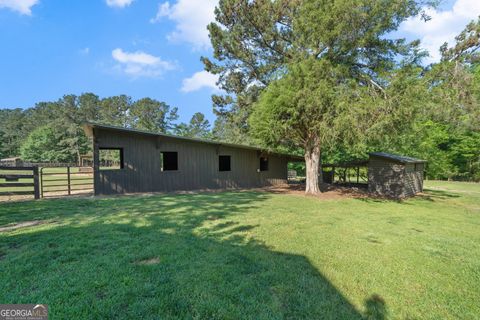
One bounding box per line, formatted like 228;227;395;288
20;126;76;163
175;112;212;139
208;0;433;193
206;0;480;189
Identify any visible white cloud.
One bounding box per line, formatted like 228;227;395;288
150;0;217;50
111;48;176;78
106;0;133;8
0;0;39;15
79;47;90;55
181;70;219;92
400;0;480;63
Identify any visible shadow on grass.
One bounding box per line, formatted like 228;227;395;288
354;188;461;205
0;192;385;319
354;196;402;204
418;188;460;201
364;294;387;320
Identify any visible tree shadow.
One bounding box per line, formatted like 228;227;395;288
416;188;460;202
354;187;461;205
0;191;381;319
364;294;387;320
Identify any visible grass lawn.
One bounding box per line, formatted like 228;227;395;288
0;181;479;319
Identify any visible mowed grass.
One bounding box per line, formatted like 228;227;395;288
0;181;479;319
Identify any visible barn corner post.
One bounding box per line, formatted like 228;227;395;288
92;128;100;196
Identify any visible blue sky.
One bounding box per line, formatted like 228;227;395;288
0;0;478;124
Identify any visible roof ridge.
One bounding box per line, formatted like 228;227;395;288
83;122;304;160
369;152;426;164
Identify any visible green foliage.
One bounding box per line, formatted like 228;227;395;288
0;108;28;157
206;0;430;146
417;125;480;181
243;0;431;192
205;0;480;182
130;98;178;133
0;130;4;159
440;17;480;64
288;162;305;176
174;112;212;139
450;131;480;181
205;0;299;143
188;112;211;138
99;95;132;127
212;115;250;144
368;18;480;181
250;58;368;151
99;149;122;168
78;93;101;122
20;126;74;162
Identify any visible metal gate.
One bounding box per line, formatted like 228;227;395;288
40;166;93;198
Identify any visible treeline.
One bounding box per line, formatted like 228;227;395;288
0;94;213;163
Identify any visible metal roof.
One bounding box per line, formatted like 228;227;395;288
0;157;22;161
369;152;426;164
83;122;305;161
322;160;369;168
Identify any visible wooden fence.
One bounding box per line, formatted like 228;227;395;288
0;166;40;199
0;166;94;200
40;167;93;198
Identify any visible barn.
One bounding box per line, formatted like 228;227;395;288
83;123;303;195
368;152;426;198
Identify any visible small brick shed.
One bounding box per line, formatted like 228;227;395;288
368;152;426;198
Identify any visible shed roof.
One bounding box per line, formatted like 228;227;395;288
322;160;369;168
369;152;426;164
83;122;304;161
0;157;21;161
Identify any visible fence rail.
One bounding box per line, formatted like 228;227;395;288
0;161;78;168
0;166;40;199
40;166;93;198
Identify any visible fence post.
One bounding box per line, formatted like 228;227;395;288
67;166;71;195
40;167;44;198
33;166;40;200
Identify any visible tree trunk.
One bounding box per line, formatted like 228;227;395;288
304;139;321;194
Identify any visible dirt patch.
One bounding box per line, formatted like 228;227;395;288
92;183;378;201
264;183;373;200
0;220;49;233
134;257;161;265
41;189;93;199
0;195;35;202
0;189;93;203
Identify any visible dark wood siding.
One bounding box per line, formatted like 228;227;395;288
403;163;424;197
93;129;288;195
368;157;405;198
368;156;424;198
